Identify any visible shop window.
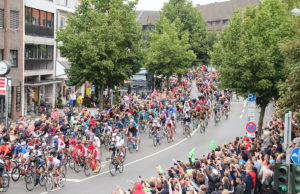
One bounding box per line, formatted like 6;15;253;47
10;50;18;67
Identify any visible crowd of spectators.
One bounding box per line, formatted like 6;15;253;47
114;106;299;194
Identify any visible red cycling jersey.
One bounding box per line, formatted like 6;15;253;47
70;139;77;147
73;144;86;157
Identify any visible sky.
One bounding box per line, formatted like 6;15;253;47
136;0;227;11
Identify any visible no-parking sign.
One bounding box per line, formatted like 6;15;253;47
246;122;256;133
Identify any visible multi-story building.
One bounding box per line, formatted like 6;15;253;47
0;0;24;121
197;0;260;31
55;0;83;105
23;0;58;114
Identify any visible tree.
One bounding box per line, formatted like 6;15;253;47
56;0;144;110
278;18;300;119
146;16;196;90
161;0;208;64
210;0;296;134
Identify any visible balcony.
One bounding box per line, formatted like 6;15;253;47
25;59;53;70
25;23;54;38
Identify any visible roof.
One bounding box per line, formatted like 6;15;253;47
136;10;160;25
57;60;71;69
197;0;260;21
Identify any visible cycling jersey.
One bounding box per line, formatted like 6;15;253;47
47;157;60;167
74;144;86;157
14;146;28;155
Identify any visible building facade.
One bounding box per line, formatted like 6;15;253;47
24;0;58;115
0;0;24;121
197;0;260;31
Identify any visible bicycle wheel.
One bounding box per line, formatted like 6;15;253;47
25;173;35;191
74;159;81;173
2;173;9;192
69;156;75;169
58;173;66;188
84;161;91;176
166;131;171;143
11;166;20;182
39;172;47;187
109;162;117;176
127;141;132;153
118;162;124;173
62;155;69;166
24;170;33;183
45;175;54;191
95;159;101;174
153;136;157;147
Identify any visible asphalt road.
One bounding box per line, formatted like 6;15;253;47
7;82;274;194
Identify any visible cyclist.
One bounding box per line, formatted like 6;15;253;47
12;142;28;160
73;140;86;161
183;112;192;134
45;155;62;179
87;139;99;173
165;118;174;141
0;157;5;191
126;123;139;151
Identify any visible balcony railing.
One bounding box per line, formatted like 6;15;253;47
25;59;53;71
25;23;54;38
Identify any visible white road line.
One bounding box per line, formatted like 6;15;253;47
40;188;61;194
242;109;245;113
243;100;247;107
240;115;243;119
66;178;81;182
40;192;48;194
79;138;188;182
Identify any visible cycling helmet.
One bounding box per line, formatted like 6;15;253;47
16;143;21;147
48;155;53;162
42;143;47;147
28;146;34;150
77;140;82;144
87;139;93;144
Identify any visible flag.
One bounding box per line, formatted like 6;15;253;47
210;140;215;151
158;165;164;174
189;147;196;163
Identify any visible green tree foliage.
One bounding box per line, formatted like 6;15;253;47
56;0;144;110
279;18;300;120
210;0;295;134
161;0;208;64
147;16;196;89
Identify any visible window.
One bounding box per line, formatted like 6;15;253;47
40;11;47;26
25;7;32;23
0;9;4;28
32;9;39;25
0;50;3;60
25;45;53;60
60;16;65;28
10;11;19;29
47;12;53;28
10;50;18;67
223;19;229;26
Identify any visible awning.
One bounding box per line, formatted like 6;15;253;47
24;80;61;86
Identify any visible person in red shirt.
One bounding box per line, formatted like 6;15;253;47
73;140;86;158
87;140;99;172
248;164;256;189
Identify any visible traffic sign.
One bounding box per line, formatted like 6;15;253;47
246;122;256;133
0;77;7;95
291;147;300;165
248;94;256;102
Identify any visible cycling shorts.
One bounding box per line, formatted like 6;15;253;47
0;166;4;177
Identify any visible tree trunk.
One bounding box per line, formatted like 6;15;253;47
166;76;170;92
178;73;182;84
258;103;267;136
98;84;104;111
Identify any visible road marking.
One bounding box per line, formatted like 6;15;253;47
66;178;81;182
40;188;62;194
242;109;245;113
80;138;188;182
243;100;247;107
240;115;243;119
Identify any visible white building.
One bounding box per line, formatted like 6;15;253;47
55;0;84;105
24;0;59;114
